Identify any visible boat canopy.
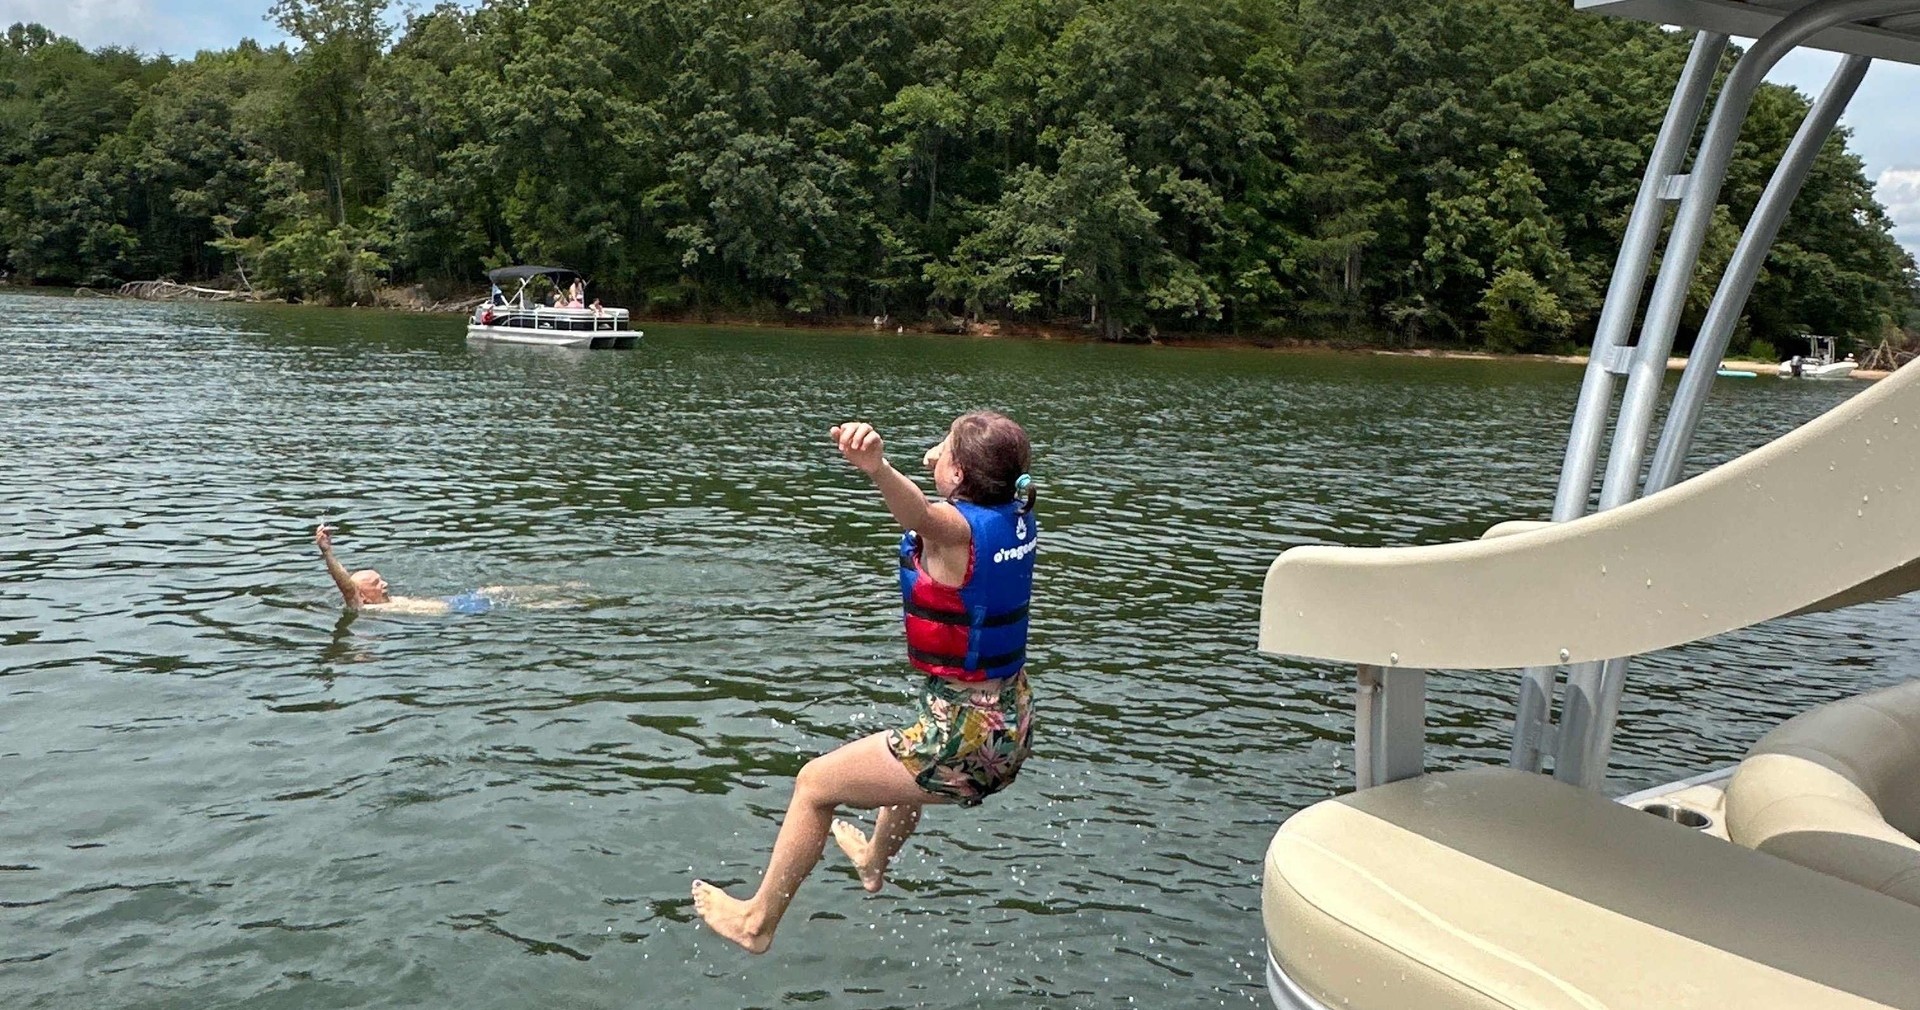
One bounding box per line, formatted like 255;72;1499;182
1577;1;1920;63
486;265;582;284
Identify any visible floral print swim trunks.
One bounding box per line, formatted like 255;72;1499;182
888;671;1034;807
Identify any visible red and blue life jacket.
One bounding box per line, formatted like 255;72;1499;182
898;499;1036;681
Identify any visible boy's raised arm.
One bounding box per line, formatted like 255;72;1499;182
315;525;359;608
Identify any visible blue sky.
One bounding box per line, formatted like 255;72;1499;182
5;0;1918;257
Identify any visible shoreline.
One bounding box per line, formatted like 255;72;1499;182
1358;347;1890;381
5;282;1894;379
625;310;1895;380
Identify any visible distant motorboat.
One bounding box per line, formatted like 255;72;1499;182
467;265;642;350
1778;334;1855;379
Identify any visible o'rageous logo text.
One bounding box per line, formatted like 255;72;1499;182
993;537;1037;565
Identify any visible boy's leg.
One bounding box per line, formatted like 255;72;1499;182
873;802;923;864
694;732;935;953
834;801;924;892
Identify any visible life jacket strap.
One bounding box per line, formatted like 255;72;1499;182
904;600;1029;628
909;646;1025;672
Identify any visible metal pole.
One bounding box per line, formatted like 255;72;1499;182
1644;55;1871;494
1550;31;1729;524
1356;665;1427;790
1511;31;1726;773
1597;0;1913;514
1554;655;1625;786
1569;55;1876;783
1562;0;1909;789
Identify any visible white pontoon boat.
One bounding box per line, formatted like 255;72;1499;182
1779;333;1860;378
1258;3;1920;1008
466;265;642;350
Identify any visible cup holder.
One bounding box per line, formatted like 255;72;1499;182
1640;802;1713;830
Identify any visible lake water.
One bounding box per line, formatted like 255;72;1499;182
4;290;1916;1008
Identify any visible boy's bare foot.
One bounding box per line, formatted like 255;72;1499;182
691;879;772;954
831;818;886;892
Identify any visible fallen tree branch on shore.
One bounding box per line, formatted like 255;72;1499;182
1860;338;1918;374
114;280;258;302
415;296;480;313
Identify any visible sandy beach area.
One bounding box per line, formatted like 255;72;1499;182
1366;348;1891;381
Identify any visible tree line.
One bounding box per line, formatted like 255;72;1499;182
1;0;1915;352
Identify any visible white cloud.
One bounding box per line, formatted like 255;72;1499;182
9;0;161;51
1762;51;1920;261
1877;167;1920;262
2;0;278;56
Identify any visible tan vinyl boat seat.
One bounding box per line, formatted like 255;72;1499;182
1263;767;1920;1010
1725;679;1920;906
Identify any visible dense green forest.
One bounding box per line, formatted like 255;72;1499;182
1;0;1915;351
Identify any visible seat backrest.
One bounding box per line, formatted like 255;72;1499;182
1725;678;1920;905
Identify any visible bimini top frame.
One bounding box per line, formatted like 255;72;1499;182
1257;0;1920;799
1578;1;1920;63
1531;0;1920;790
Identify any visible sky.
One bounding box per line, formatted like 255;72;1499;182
3;0;1917;259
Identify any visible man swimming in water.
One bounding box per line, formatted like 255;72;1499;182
314;524;497;614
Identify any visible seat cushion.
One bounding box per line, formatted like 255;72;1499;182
1264;768;1920;1010
1725;679;1920;903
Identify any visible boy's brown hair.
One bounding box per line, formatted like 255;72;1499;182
947;411;1034;513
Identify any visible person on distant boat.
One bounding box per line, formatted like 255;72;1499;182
693;411;1039;954
314;524;497;615
565;278;586;308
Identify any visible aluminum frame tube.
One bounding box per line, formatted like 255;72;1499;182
1549;31;1729;525
1356;665;1427;790
1562;0;1913;790
1644;54;1871;495
1597;0;1915;513
1569;56;1875;784
1512;31;1727;773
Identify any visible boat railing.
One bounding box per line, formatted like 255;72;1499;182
478;303;632;332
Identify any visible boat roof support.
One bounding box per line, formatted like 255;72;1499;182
1520;0;1918;787
1598;0;1912;515
1512;29;1727;774
1646;54;1871;496
1546;30;1726;527
1552;54;1876;785
1562;49;1876;788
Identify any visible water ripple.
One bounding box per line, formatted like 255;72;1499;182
3;291;1916;1007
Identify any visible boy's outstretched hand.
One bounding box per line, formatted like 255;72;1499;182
314;523;335;554
831;423;886;474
